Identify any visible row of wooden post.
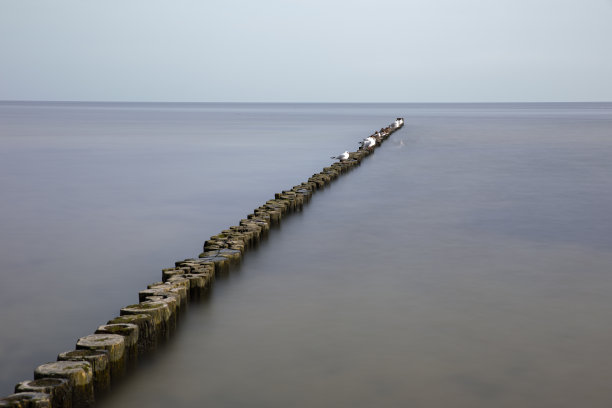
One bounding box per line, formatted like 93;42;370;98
0;120;403;408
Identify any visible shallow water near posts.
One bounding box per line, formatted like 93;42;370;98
1;102;612;407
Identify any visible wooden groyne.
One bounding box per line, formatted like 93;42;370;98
0;119;404;408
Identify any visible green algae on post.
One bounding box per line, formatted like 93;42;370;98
120;301;172;342
34;361;94;407
76;334;125;385
108;314;156;355
0;392;52;408
57;349;111;397
14;378;70;408
95;324;139;370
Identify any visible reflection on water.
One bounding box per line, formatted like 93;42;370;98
1;103;612;407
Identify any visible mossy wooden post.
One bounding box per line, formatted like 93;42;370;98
217;248;243;265
196;254;230;275
138;287;181;305
161;268;184;282
199;249;241;269
256;207;281;225
141;294;179;331
57;349;111;397
34;361;94;407
182;273;207;298
95;324;139;371
147;282;187;306
0;392;51;408
174;262;214;298
175;259;215;280
164;276;191;307
76;334;125;385
120;301;172;342
107;314;156;355
15;378;71;408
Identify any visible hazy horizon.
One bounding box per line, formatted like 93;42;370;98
2;100;611;104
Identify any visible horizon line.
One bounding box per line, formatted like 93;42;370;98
1;99;611;105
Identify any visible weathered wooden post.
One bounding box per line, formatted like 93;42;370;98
76;334;125;385
95;324;139;371
34;361;94;407
57;349;111;397
107;314;156;355
0;392;52;408
120;301;172;342
14;378;71;408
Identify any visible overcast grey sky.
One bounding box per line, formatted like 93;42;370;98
1;0;611;102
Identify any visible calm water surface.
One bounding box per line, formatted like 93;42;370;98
1;102;611;407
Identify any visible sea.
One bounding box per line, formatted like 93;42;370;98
1;102;611;407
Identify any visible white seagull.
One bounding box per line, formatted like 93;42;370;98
360;136;376;149
331;151;350;161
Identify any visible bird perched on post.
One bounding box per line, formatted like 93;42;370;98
373;131;383;143
359;136;376;150
331;151;349;161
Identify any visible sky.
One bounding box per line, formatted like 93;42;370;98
1;0;611;102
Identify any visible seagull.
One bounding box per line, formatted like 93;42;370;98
331;151;349;161
360;136;376;149
358;139;368;149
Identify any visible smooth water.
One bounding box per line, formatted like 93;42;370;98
1;102;611;407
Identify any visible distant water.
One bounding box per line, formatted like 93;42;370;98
1;102;612;407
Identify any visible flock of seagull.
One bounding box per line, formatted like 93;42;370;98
331;117;404;161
